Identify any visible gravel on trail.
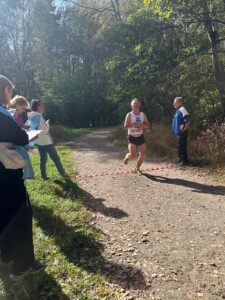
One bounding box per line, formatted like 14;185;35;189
72;128;225;300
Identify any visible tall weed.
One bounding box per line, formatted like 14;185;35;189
145;124;176;158
189;123;225;165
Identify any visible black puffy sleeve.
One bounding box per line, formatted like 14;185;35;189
0;113;28;146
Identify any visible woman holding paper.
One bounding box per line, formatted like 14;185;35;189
9;95;40;142
9;95;30;129
9;95;36;179
28;99;68;180
0;75;44;279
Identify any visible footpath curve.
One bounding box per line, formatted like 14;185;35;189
72;128;225;300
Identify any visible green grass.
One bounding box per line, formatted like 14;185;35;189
50;125;91;143
0;129;117;300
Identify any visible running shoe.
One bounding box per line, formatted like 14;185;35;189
135;167;143;175
123;155;129;165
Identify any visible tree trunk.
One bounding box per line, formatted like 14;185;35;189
202;1;225;116
110;0;122;20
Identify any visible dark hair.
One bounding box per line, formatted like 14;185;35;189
30;99;42;112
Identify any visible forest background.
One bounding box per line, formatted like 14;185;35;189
1;0;225;165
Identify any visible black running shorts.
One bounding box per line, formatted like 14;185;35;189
128;134;145;146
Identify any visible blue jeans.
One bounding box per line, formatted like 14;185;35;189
37;144;65;179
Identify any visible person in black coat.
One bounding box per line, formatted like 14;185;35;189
0;75;43;279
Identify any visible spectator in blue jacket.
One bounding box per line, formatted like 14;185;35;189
172;97;190;166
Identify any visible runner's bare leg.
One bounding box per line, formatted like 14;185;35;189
125;143;137;161
136;143;146;169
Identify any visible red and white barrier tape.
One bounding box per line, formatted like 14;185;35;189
75;165;172;180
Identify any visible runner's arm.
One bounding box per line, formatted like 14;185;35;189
142;113;150;129
124;113;133;129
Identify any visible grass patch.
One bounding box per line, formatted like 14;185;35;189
0;129;117;300
50;125;91;143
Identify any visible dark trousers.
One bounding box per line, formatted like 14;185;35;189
0;200;34;275
177;131;188;163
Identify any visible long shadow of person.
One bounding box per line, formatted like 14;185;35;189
143;173;225;196
53;178;129;219
0;266;69;300
0;177;130;299
33;203;146;291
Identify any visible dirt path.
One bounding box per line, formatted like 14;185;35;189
72;128;225;300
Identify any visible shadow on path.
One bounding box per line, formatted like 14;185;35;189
33;200;146;290
143;173;225;196
54;178;129;219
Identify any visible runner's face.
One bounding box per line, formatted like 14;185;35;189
131;101;140;112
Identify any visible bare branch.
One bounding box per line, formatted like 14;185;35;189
62;0;122;20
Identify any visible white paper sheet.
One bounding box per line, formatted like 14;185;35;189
24;129;43;141
8;109;16;116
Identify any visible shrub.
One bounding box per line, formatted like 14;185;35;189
146;124;176;158
189;122;225;165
